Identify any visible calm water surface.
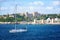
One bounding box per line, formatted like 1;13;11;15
0;24;60;40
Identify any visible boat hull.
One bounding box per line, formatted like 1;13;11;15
9;29;27;33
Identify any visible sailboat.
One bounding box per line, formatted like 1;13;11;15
9;4;27;33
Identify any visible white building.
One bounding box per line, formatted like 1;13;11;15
9;14;14;17
46;18;60;24
33;19;45;24
46;18;51;23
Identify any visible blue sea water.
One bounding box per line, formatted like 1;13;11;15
0;24;60;40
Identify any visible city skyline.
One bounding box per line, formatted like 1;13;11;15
0;0;60;15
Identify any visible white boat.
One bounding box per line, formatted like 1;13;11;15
9;4;27;33
9;29;27;33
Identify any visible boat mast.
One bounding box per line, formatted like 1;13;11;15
15;4;17;30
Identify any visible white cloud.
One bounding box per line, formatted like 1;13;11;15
53;1;60;6
29;1;44;6
0;7;7;10
29;6;34;10
0;6;15;11
46;7;53;10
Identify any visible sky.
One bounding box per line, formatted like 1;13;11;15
0;0;60;15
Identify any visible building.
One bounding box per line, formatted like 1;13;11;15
46;18;60;24
24;12;33;18
19;13;24;16
32;12;40;18
33;19;45;24
9;14;14;17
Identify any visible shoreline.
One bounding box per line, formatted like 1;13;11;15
0;22;60;24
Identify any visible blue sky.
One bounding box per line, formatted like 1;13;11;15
0;0;60;15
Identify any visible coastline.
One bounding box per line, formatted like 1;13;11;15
0;22;60;24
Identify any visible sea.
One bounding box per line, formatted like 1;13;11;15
0;24;60;40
